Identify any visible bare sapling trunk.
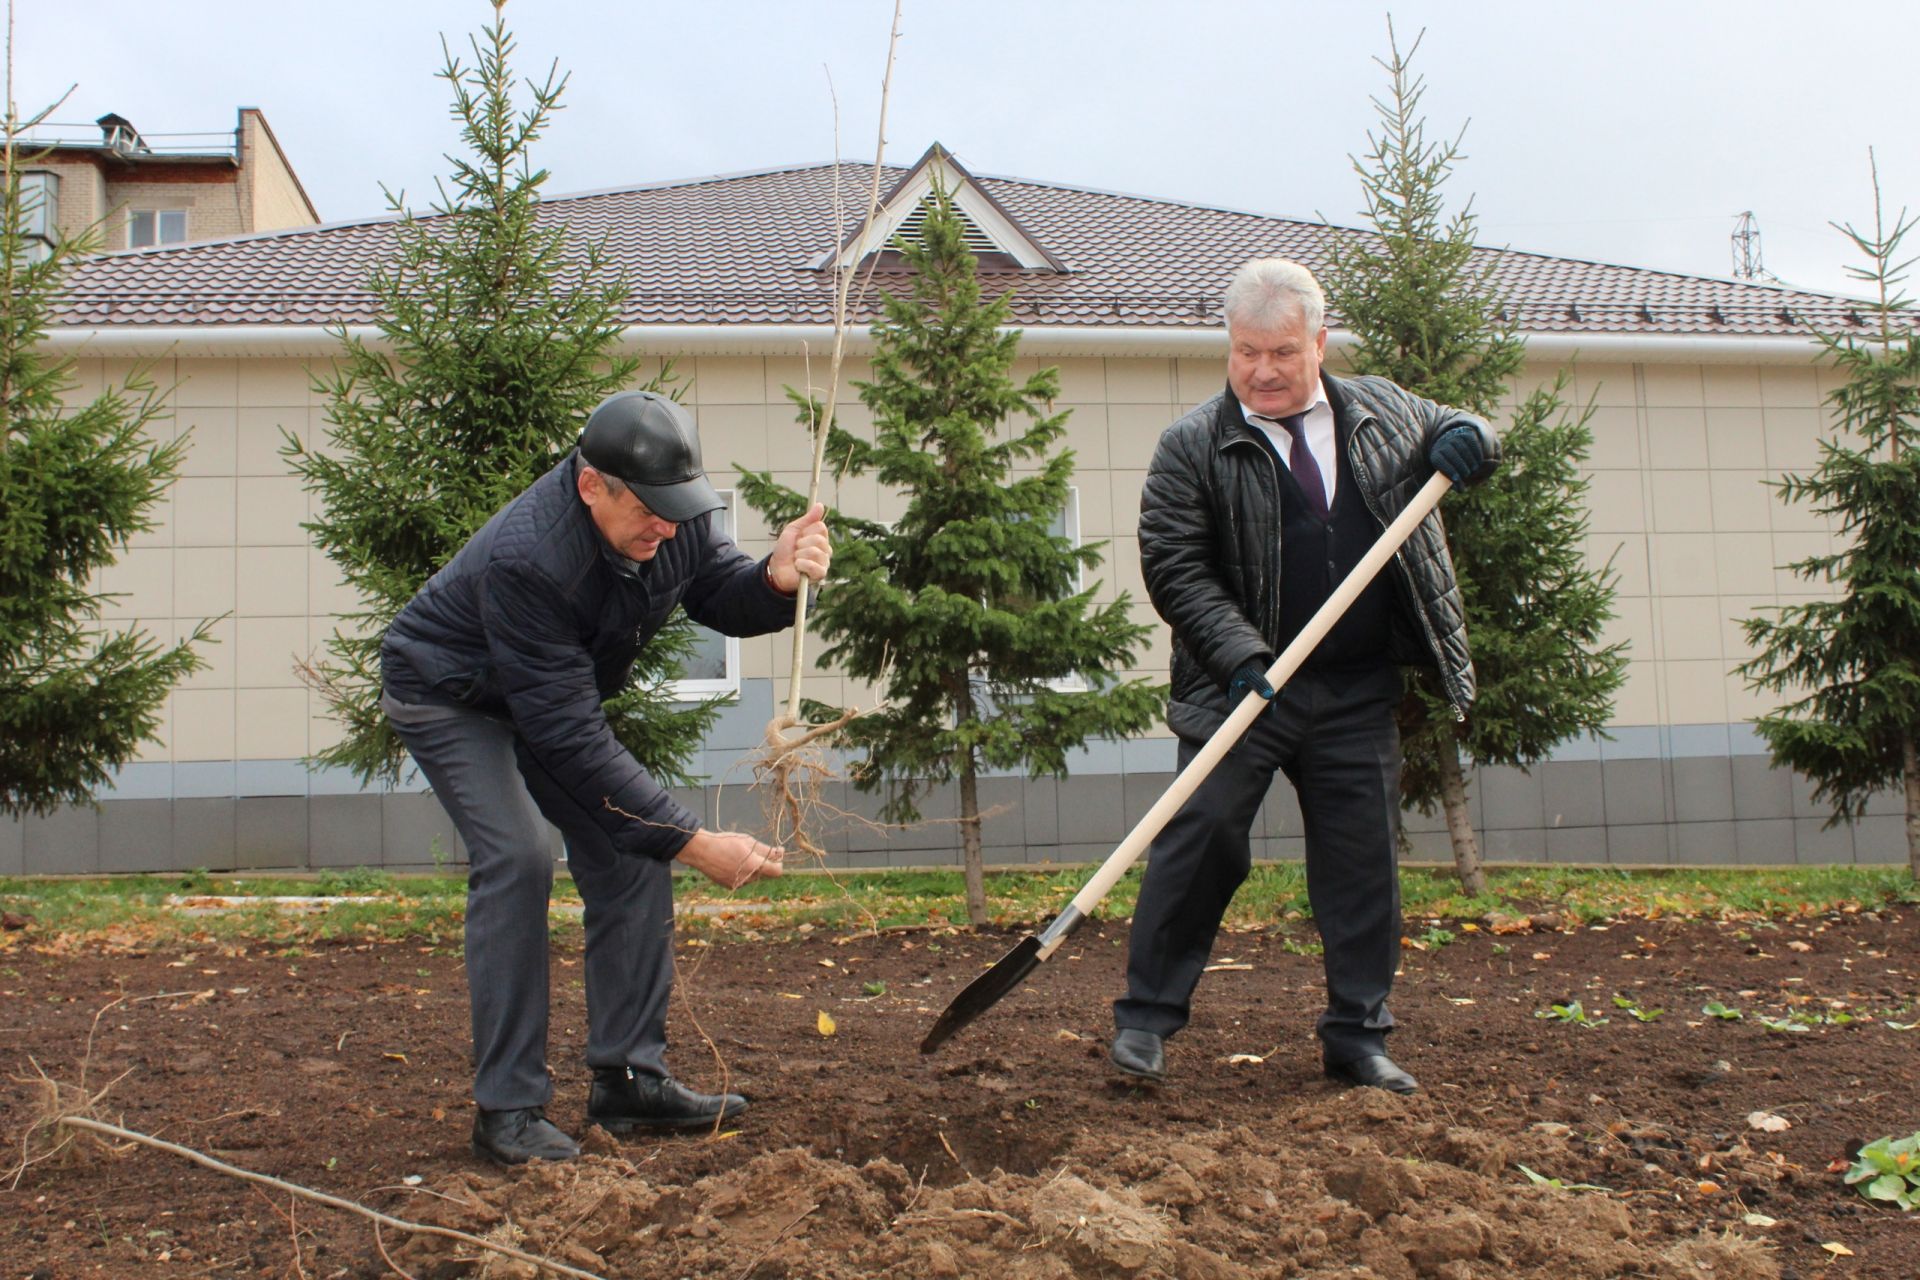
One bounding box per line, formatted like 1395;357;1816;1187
954;683;987;926
1437;741;1487;896
1905;732;1919;883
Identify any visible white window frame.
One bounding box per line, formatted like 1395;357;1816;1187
670;488;742;701
128;207;188;249
1042;486;1089;693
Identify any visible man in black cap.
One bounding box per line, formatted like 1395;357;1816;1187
381;389;831;1164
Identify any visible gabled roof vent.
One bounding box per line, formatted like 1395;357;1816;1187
820;142;1064;274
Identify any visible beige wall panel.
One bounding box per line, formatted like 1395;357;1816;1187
237;407;305;474
1051;357;1107;404
1108;470;1148;539
1060;404;1109;470
1761;407;1824;471
1107;403;1174;468
1649;472;1713;533
173;477;237;546
1601;595;1654;655
235;616;310;689
1644;407;1708;469
1572;362;1636;407
180;618;236;690
1663;660;1729;723
235;359;313;408
1610;660;1660;724
97;547;173;620
236;688;310;760
1585;470;1647;534
763;355;824;406
1639;364;1705;408
309;706;349;756
1656;596;1726;662
690;356;767;406
307;549;359;618
1770;532;1830;593
697;403;772;474
1724;670;1774;719
176;407;238;477
1590;533;1649;597
1767;484;1834;535
763;406;823;473
1759;364;1820;409
1712;532;1776;597
236;546;309;616
175;359;239;408
1584;404;1642;469
738;632;775;681
1703;406;1765;470
175;547;238;618
127;493;176;550
1701;365;1763;408
1709;471;1773;532
1176;357;1226;407
1075;474;1116;540
1651;533;1717;596
821;473;877;527
135;694;173;763
1718;596;1770;665
1107;535;1145;600
237;476;310;546
1104;358;1175;404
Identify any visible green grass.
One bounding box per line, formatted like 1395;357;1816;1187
0;862;1911;950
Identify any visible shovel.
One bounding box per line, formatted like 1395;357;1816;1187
920;470;1454;1054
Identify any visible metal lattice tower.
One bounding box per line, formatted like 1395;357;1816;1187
1731;211;1777;282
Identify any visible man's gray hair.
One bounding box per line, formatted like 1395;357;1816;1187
1222;258;1326;334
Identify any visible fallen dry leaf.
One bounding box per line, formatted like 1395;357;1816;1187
1742;1213;1778;1228
383;1052;408;1064
1054;1029;1082;1042
1746;1111;1791;1133
816;1010;836;1037
1822;1242;1853;1258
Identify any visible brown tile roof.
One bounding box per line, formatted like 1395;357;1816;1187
52;161;1887;338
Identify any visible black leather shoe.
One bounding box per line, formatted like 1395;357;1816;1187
471;1107;581;1164
588;1067;748;1133
1324;1053;1419;1095
1109;1028;1166;1081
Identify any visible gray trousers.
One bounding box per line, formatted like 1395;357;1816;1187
385;696;676;1111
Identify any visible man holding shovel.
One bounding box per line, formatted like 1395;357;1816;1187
381;389;831;1164
1109;258;1497;1094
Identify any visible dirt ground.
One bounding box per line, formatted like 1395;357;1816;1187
1;902;1915;1279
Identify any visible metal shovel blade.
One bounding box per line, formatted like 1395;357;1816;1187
919;933;1042;1054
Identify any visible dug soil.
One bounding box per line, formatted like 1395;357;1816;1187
1;904;1915;1279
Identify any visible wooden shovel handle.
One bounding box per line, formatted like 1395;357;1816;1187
1041;471;1453;956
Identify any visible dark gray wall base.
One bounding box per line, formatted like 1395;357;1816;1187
2;754;1907;876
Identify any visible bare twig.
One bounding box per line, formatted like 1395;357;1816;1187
49;1116;609;1280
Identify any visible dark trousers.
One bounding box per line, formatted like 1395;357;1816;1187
1114;665;1404;1064
384;696;676;1111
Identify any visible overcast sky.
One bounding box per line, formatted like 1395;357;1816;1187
13;1;1916;299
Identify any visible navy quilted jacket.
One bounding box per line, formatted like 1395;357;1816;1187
1141;374;1499;744
381;452;795;859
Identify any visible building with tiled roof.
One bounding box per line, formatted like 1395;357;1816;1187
20;145;1907;875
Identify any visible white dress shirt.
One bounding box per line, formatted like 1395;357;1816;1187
1240;379;1336;506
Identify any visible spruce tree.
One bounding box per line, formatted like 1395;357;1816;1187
1737;158;1920;879
738;184;1164;925
291;1;717;787
0;97;208;816
1320;26;1627;893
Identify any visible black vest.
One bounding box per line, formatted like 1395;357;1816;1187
1250;410;1397;671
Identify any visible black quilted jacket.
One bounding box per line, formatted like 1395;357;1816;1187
381;452;795;860
1141;374;1499;744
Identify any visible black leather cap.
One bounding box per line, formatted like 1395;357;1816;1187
578;390;723;522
